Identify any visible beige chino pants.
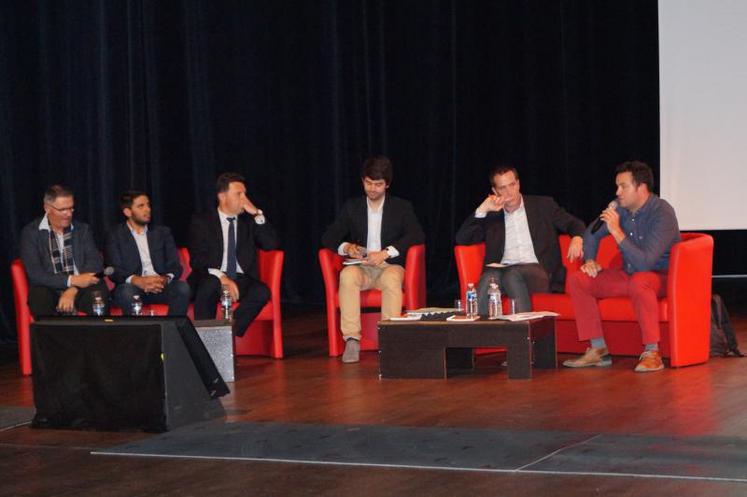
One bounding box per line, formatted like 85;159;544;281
338;263;405;340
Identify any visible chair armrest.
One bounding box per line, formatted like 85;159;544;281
177;247;192;281
257;249;284;299
319;248;344;306
11;259;33;376
667;233;714;366
454;243;486;298
404;244;426;309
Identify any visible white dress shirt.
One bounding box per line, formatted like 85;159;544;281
208;209;246;279
474;196;538;265
126;224;156;281
337;196;399;258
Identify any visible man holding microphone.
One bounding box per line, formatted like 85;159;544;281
563;161;680;372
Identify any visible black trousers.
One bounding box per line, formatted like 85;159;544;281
28;281;110;318
112;280;191;316
192;273;270;336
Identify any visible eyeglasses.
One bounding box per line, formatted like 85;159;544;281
46;204;75;213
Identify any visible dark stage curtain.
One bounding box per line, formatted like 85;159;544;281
0;0;661;340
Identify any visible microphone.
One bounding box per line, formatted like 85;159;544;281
590;200;618;234
96;266;115;278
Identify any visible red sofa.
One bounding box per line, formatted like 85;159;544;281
319;244;426;356
10;247;284;376
454;233;713;367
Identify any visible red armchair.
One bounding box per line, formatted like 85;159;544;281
319;244;426;356
454;233;714;367
179;248;285;359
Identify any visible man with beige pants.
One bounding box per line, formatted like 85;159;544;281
322;156;425;363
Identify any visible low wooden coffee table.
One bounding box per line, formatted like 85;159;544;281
378;316;556;380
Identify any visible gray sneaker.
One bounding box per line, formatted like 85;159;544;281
341;339;360;363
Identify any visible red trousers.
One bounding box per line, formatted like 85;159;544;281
568;268;667;345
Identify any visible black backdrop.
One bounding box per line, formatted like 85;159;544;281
0;0;665;340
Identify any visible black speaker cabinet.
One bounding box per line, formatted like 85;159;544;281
30;316;229;432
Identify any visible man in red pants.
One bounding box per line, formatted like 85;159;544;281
563;161;680;372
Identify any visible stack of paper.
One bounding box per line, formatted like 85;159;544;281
497;311;559;322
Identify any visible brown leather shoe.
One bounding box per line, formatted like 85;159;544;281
634;350;664;372
563;347;612;368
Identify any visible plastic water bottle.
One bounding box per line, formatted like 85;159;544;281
487;278;502;320
220;285;233;320
92;295;105;317
466;282;478;318
131;294;143;316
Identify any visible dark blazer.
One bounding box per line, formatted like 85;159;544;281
455;195;585;292
187;210;280;285
105;223;183;284
19;217;103;290
321;195;425;266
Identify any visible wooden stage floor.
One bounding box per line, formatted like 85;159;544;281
2;308;747;497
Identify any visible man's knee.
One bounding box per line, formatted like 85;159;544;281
114;283;139;301
169;280;191;299
628;273;660;297
255;282;271;304
378;266;404;290
240;279;271;305
339;266;363;289
567;271;592;294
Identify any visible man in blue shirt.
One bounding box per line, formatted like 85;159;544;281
563;161;680;372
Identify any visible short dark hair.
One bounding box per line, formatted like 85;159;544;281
361;156;393;185
488;164;519;187
615;161;654;191
120;190;149;210
43;185;74;204
216;172;245;194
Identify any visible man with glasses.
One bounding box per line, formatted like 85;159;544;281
19;184;109;317
456;165;585;313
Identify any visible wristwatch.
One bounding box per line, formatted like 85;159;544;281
254;209;266;225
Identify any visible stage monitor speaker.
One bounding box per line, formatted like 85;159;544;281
30;316;229;432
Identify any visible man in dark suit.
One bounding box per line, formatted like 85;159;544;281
105;190;190;315
19;184;109;317
456;165;585;314
322;156;425;363
188;172;280;336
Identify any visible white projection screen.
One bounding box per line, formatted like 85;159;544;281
659;0;747;230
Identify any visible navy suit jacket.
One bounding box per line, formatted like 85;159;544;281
187;210;280;285
455;195;585;292
321;195;424;267
19;217;103;290
105;223;183;284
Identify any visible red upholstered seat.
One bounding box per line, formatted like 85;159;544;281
455;233;713;367
319;244;426;356
10;247;285;376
